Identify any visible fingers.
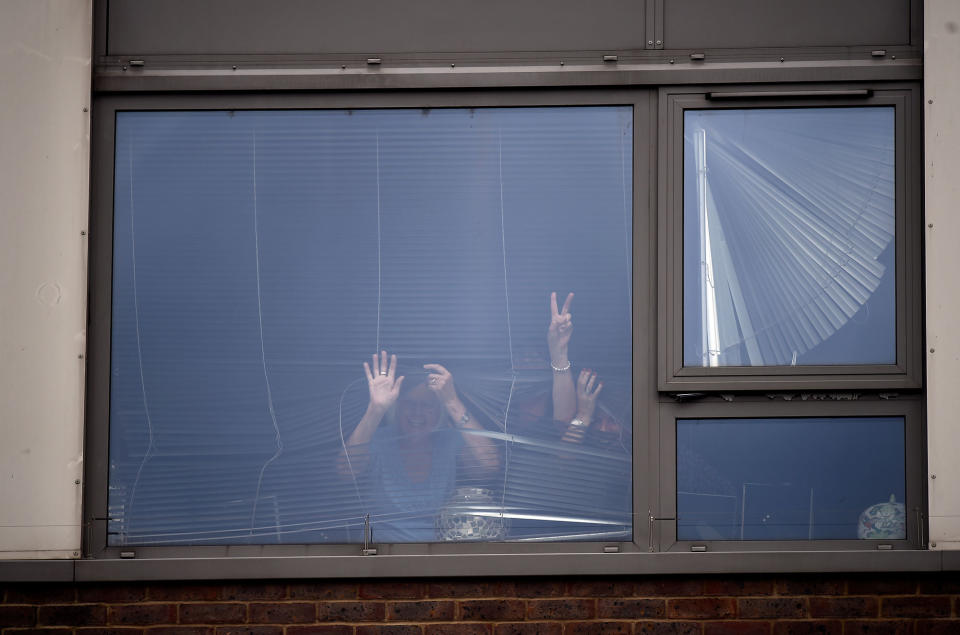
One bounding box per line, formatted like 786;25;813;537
560;292;574;316
394;375;405;392
371;352;380;377
550;291;559;317
592;381;603;398
423;363;449;376
363;362;374;383
380;350;388;376
387;353;397;379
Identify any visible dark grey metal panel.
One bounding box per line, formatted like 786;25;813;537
106;0;646;56
0;560;74;582
664;0;911;49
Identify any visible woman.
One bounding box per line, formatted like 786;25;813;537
339;351;498;542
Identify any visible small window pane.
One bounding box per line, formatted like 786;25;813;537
683;107;896;367
108;107;633;545
677;417;906;540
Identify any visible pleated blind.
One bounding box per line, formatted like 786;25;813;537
682;107;896;368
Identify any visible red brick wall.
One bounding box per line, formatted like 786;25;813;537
1;574;958;634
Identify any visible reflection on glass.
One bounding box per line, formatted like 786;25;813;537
683;107;896;367
108;107;633;545
677;417;905;540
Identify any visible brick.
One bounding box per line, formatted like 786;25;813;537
842;621;913;635
704;622;772;635
423;625;491;635
667;598;735;620
0;605;36;627
918;574;960;594
109;604;178;626
917;619;960;635
148;586;222;602
76;629;146;635
286;628;352;635
38;604;108;626
703;577;774;596
220;585;286;601
634;579;704;597
428;582;515;599
387;601;455;622
881;596;951;618
738;598;806;619
512;581;566;598
289;584;357;601
357;626;424;635
361;583;426;600
566;580;636;597
457;600;525;621
248;603;315;624
808;596;878;618
847;577;917;595
78;585;148;603
562;622;631;635
179;603;247;625
775;577;845;596
2;629;74;635
526;600;594;621
316;601;385;622
596;598;665;619
6;584;75;604
214;628;282;635
634;622;700;635
772;622;841;635
493;624;562;635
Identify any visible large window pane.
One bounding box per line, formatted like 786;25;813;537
677;417;906;540
683;107;896;367
108;107;633;545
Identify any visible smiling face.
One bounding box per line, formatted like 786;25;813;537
396;383;442;435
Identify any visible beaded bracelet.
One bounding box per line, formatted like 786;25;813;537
551;360;571;373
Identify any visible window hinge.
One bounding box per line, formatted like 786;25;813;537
876;543;894;550
603;545;621;553
671;392;705;402
690;545;707;552
119;550;136;559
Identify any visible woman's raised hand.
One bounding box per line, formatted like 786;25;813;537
423;363;458;406
575;369;603;424
548;292;574;358
364;350;404;413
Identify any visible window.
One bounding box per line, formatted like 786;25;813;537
85;85;925;566
657;398;924;550
659;88;923;391
652;86;924;553
90;93;647;555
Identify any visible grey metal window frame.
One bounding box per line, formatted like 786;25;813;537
653;396;926;553
657;83;924;392
84;88;658;565
79;85;931;580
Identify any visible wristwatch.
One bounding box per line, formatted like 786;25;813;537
569;417;586;427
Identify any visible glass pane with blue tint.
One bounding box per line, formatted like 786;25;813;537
108;107;633;545
677;417;906;540
683;107;896;367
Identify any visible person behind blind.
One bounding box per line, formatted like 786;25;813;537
337;351;498;542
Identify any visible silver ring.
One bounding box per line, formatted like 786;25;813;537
379;371;388;376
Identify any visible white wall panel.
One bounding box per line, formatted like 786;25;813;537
925;0;960;550
0;0;92;558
